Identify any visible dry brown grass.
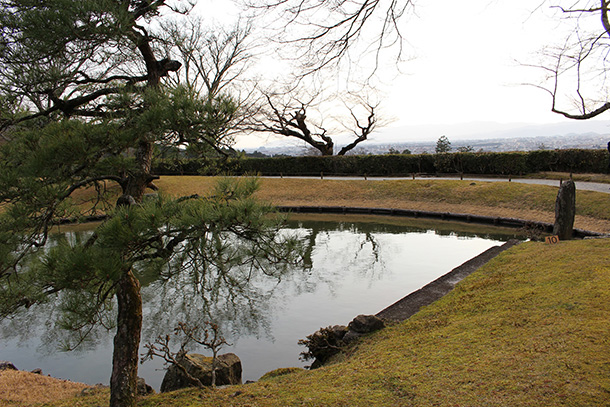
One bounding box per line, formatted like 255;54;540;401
69;176;610;233
0;370;88;406
154;176;610;234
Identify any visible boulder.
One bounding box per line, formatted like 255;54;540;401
348;314;385;334
0;361;17;371
160;353;242;392
342;330;363;344
326;325;348;340
137;377;155;395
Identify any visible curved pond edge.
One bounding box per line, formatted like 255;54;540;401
276;205;608;238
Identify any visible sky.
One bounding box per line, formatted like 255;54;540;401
194;0;610;148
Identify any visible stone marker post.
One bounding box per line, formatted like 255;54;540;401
553;179;576;240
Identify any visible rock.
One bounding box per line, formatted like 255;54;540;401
0;361;17;371
137;377;155;395
30;368;43;375
160;353;242;392
342;330;363;344
348;314;385;334
116;194;136;207
327;325;348;340
553;179;576;240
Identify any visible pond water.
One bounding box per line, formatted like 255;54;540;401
0;214;525;390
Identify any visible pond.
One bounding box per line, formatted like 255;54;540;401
0;214;526;391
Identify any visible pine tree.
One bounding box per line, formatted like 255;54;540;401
435;135;452;154
0;2;300;406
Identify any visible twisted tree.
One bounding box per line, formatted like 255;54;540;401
0;2;416;406
0;2;301;407
248;91;378;156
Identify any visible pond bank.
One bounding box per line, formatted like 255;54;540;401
277;205;608;238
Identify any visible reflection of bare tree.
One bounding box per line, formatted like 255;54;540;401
360;232;381;264
0;226;311;355
1;217;518;365
141;260;277;343
297;221;387;288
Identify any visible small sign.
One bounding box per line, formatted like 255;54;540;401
545;235;560;244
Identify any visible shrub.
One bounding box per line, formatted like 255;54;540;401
152;149;608;177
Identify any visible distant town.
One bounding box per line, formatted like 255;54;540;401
243;132;610;157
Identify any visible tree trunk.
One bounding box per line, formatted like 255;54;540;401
108;32;167;407
109;270;143;407
123;140;154;203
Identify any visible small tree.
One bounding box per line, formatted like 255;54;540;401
142;321;231;388
435;135;452;153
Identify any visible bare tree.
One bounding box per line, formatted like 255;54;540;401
163;17;254;99
246;0;416;75
142;321;231;389
338;97;378;155
246;90;378;155
531;1;610;119
157;17;262;156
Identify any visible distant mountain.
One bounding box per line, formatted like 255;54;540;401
367;120;610;144
239;120;610;156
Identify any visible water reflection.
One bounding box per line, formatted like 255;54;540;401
0;214;524;390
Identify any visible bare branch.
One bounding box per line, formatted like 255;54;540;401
528;1;610;120
249;0;415;75
337;101;377;155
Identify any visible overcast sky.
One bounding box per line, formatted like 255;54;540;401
369;0;605;127
195;1;610;148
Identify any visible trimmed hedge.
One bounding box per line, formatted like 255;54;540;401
153;149;610;177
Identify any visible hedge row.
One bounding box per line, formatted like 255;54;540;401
153;149;610;177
